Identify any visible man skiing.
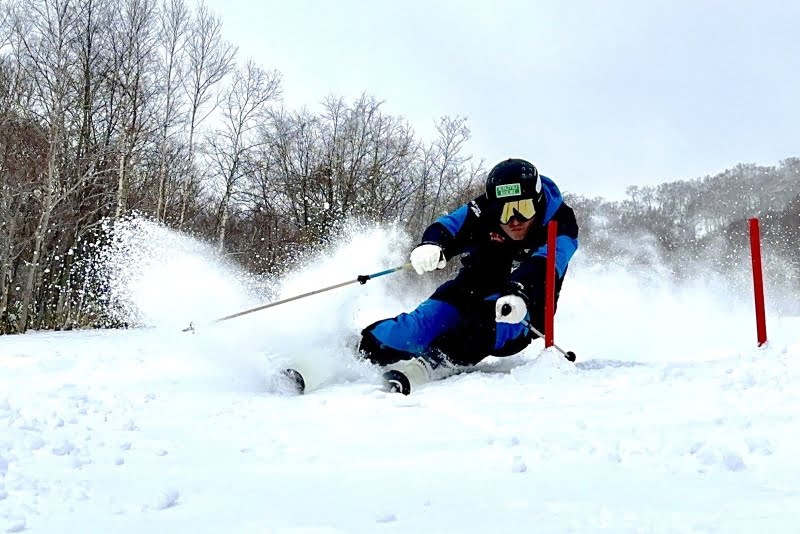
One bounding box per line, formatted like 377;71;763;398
359;158;579;392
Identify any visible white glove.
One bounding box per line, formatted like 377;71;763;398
409;244;446;275
495;295;527;324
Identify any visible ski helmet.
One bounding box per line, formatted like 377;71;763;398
485;158;544;224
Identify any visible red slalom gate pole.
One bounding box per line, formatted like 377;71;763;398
544;220;557;348
749;218;768;346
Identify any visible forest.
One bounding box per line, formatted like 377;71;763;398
1;0;798;333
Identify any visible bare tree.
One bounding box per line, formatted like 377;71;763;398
10;0;82;331
72;0;107;164
314;94;416;221
260;94;420;244
398;115;474;236
68;0;118;226
109;0;159;219
0;58;48;329
0;1;12;47
207;59;280;252
263;107;321;234
177;1;236;228
154;0;189;221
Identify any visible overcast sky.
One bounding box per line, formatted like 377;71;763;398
204;0;799;199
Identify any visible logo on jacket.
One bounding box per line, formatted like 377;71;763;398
489;231;506;244
469;200;481;217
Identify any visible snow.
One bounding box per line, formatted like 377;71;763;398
2;219;800;533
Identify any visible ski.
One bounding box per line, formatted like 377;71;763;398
278;367;411;396
279;348;578;397
382;369;412;395
280;368;306;395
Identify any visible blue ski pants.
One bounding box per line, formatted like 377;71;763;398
359;295;533;367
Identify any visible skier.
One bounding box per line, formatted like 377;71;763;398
359;158;579;392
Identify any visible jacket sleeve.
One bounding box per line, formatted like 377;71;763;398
508;201;579;302
418;201;481;259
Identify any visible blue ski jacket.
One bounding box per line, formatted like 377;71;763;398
420;175;579;312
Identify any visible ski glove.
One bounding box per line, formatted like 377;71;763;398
495;295;527;324
409;244;446;275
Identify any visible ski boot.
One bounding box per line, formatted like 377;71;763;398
382;351;456;395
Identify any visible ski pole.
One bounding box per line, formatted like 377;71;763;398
522;319;576;362
501;303;577;362
182;262;412;332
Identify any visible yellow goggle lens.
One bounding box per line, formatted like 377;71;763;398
499;199;536;224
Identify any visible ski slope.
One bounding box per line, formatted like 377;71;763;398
2;220;799;533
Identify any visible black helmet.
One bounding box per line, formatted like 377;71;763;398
485;158;542;202
485;158;545;224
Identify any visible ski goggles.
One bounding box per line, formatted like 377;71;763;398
499;198;537;224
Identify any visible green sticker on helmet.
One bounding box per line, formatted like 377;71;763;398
495;183;521;198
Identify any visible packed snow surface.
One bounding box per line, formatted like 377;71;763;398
1;219;798;533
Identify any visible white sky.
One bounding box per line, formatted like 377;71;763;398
203;0;800;199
